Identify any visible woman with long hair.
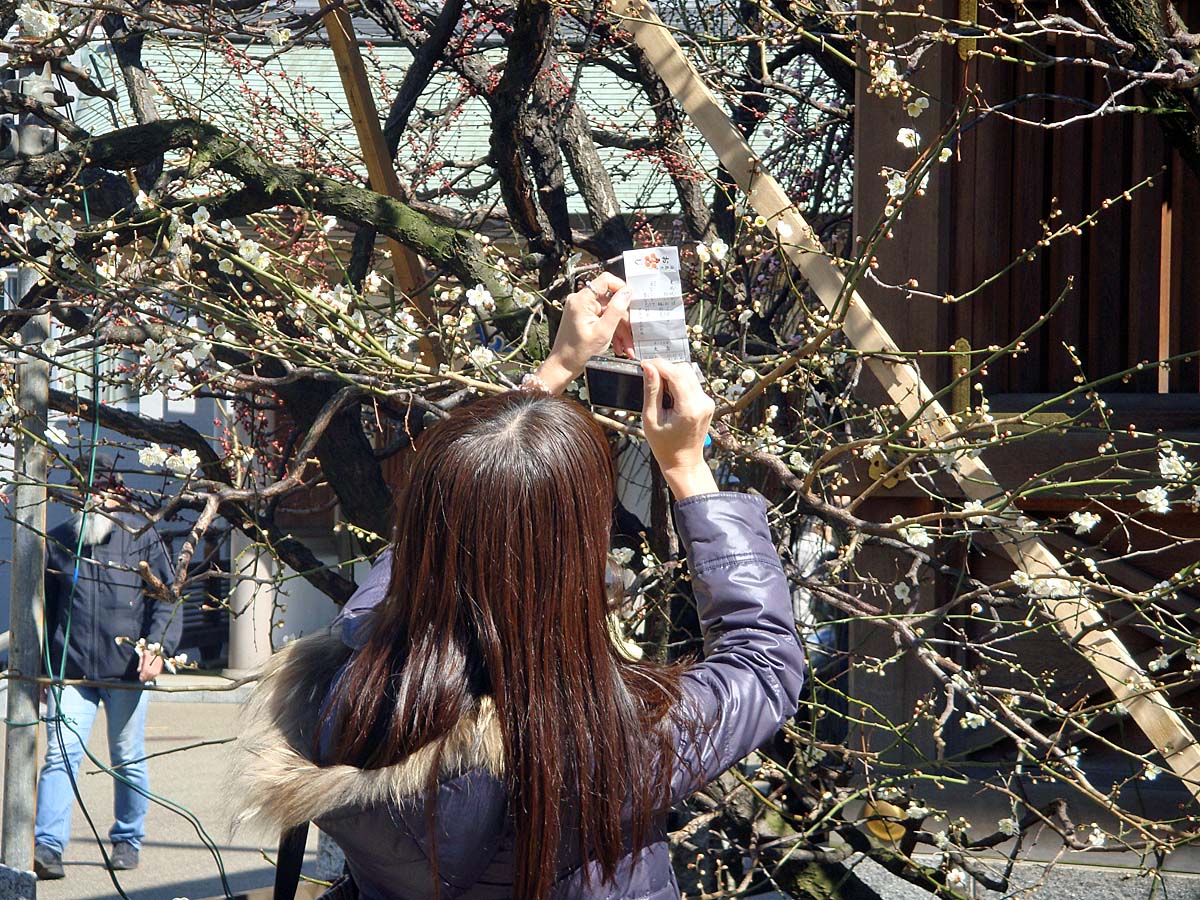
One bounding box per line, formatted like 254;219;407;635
233;274;807;900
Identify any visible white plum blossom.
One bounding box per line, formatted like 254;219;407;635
138;443;169;467
884;171;907;198
998;817;1018;836
933;830;951;849
695;243;712;263
939;147;953;163
1086;826;1106;849
896;128;921;149
871;58;904;95
266;26;291;46
1143;763;1162;781
465;284;496;313
166;448;201;477
1136;485;1171;515
740;368;757;385
1157;443;1191;480
237;239;270;269
945;869;969;891
1147;652;1171;673
363;270;384;294
135;190;153;210
1031;576;1081;599
961;711;986;730
321;216;338;234
45;424;69;445
775;221;794;239
192;206;211;227
1068;510;1101;534
891;515;933;548
16;3;60;36
467;345;495;368
41;337;61;356
52;222;76;247
142;336;180;376
894;582;911;601
787;451;810;473
1011;570;1032;588
709;239;729;261
0;183;19;203
905;96;930;118
962;499;986;519
906;803;931;819
610;547;635;567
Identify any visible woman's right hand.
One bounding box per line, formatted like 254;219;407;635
642;359;718;499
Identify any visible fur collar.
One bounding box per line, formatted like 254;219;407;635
232;629;505;833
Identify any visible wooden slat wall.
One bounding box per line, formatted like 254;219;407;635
861;6;1200;401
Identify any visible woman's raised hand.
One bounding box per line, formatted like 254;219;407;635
642;359;718;499
536;273;634;393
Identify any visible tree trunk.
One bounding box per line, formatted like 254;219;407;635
1094;0;1200;174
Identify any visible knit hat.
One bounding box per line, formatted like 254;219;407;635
68;451;123;490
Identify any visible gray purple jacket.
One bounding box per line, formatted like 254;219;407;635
233;492;806;900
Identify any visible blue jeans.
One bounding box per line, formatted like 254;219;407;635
35;684;151;854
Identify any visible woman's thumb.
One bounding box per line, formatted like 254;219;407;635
601;288;633;327
642;360;662;421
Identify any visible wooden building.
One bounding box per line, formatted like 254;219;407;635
849;1;1200;781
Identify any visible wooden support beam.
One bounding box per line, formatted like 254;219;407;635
611;0;1200;797
321;3;437;362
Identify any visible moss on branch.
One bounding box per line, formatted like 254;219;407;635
2;117;507;298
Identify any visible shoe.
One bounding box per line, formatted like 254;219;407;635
106;841;139;871
33;843;64;880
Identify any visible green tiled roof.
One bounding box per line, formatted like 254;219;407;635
73;40;725;217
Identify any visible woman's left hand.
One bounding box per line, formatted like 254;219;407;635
536;273;634;393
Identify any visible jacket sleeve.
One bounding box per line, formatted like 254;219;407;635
668;492;807;802
333;549;393;649
141;530;182;656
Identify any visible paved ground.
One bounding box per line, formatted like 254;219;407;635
0;696;317;900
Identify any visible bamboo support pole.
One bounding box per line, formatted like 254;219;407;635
611;0;1200;796
321;4;438;364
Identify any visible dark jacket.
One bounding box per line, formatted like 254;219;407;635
234;492;806;900
44;511;180;682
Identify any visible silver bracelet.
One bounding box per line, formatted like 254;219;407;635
520;371;551;394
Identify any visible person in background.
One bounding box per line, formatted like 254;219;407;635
33;452;180;881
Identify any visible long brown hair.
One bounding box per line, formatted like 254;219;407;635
327;390;681;898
